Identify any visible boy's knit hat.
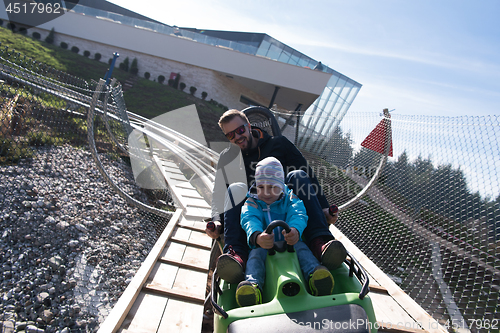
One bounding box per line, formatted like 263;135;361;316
255;157;284;192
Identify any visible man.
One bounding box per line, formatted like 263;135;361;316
206;109;346;283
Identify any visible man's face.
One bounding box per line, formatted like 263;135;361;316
222;117;252;152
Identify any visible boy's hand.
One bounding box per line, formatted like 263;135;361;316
256;232;274;249
283;228;299;246
205;221;222;239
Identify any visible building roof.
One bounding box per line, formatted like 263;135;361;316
76;0;166;25
180;28;267;48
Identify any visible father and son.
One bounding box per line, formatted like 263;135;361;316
205;109;347;307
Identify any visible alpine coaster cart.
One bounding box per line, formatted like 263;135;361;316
210;106;386;333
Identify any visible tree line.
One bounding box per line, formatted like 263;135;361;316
317;126;499;243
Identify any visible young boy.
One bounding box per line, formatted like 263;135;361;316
235;157;335;307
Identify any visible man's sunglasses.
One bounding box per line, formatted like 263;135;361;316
225;123;248;140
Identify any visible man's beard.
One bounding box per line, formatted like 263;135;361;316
240;131;254;154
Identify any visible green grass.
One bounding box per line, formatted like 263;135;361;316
0;27;128;82
0;26;228;143
123;79;227;143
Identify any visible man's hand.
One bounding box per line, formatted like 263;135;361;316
283;227;299;246
256;232;274;249
205;221;222;239
323;207;338;225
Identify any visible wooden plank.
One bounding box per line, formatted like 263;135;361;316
156;299;205;332
185;206;212;219
171;174;190;182
330;225;447;333
171;225;193;242
186;198;211;209
370;285;390;295
143;283;205;304
176;182;197;190
98;209;184;333
171;268;209;298
366;269;382;287
377;321;427;333
170;225;212;249
178;223;206;233
161;167;183;176
146;261;179;288
153;156;187;210
181;246;211;269
175;187;203;198
179;219;207;230
158;258;208;273
117;292;169;333
161;239;187;262
171;237;212;251
370;293;423;330
186;229;213;248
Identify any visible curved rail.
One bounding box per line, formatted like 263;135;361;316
338;108;392;212
87;78;219;218
87;79;173;218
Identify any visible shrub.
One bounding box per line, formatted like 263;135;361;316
189;86;197;95
119;57;130;72
179;82;186;91
0;138;34;164
130;58;139;75
60;42;68;49
0;19;3;26
201;91;208;100
168;78;175;87
158;75;165;84
83;50;91;57
71;46;79;53
144;72;150;80
173;73;180;89
45;28;55;44
28;132;54;146
32;31;41;39
7;23;16;31
94;53;102;61
19;27;27;35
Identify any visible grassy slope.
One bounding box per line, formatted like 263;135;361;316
0;27;227;144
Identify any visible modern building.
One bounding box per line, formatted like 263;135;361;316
1;0;362;152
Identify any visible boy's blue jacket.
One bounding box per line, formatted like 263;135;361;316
241;184;308;248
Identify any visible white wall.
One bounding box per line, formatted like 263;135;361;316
1;8;331;110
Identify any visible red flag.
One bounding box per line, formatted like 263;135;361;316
361;110;393;157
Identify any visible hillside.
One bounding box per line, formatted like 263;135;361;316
0;26;227;144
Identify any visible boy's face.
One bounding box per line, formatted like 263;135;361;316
256;184;282;205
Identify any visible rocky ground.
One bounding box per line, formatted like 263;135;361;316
0;145;169;332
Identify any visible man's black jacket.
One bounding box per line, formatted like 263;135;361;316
211;128;329;221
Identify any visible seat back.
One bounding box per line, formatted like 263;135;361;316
242;106;281;137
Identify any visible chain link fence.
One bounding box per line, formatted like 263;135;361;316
286;112;499;333
1;41;499;333
0;44;173;332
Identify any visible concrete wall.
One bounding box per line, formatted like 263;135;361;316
1;8;331;110
7;24;269;110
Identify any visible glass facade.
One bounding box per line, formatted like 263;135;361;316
68;3;361;152
296;75;361;154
